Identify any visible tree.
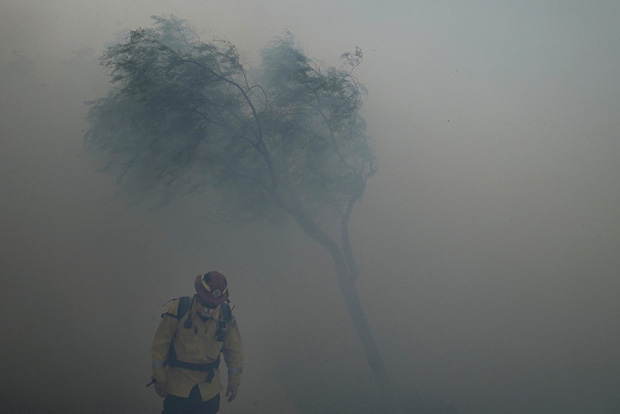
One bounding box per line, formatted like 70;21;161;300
85;15;397;411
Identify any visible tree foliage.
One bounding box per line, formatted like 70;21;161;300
86;16;375;225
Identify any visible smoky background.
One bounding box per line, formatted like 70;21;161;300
1;0;619;412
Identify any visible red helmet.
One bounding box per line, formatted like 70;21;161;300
194;271;229;305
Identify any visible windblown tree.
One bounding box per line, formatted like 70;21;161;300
86;16;396;409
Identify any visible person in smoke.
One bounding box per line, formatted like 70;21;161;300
150;271;244;414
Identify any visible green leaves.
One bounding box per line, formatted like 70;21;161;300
258;34;375;216
85;15;375;224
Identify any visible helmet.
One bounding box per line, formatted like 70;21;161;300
194;271;229;305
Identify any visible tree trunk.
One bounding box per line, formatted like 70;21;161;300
291;212;402;413
328;245;402;414
329;245;390;382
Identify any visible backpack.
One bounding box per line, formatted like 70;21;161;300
147;296;233;387
165;296;232;381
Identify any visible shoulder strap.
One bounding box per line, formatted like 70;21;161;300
215;301;233;342
176;296;191;320
161;296;191;319
220;301;232;322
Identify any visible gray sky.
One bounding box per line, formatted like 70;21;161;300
1;0;619;413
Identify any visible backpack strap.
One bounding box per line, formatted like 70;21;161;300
215;301;232;342
221;302;232;322
168;345;221;382
177;296;191;320
161;296;191;319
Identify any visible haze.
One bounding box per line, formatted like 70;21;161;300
1;1;619;413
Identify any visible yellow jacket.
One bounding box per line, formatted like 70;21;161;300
151;297;244;400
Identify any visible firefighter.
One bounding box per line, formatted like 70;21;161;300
150;271;244;414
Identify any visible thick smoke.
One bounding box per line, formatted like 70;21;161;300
1;1;619;413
